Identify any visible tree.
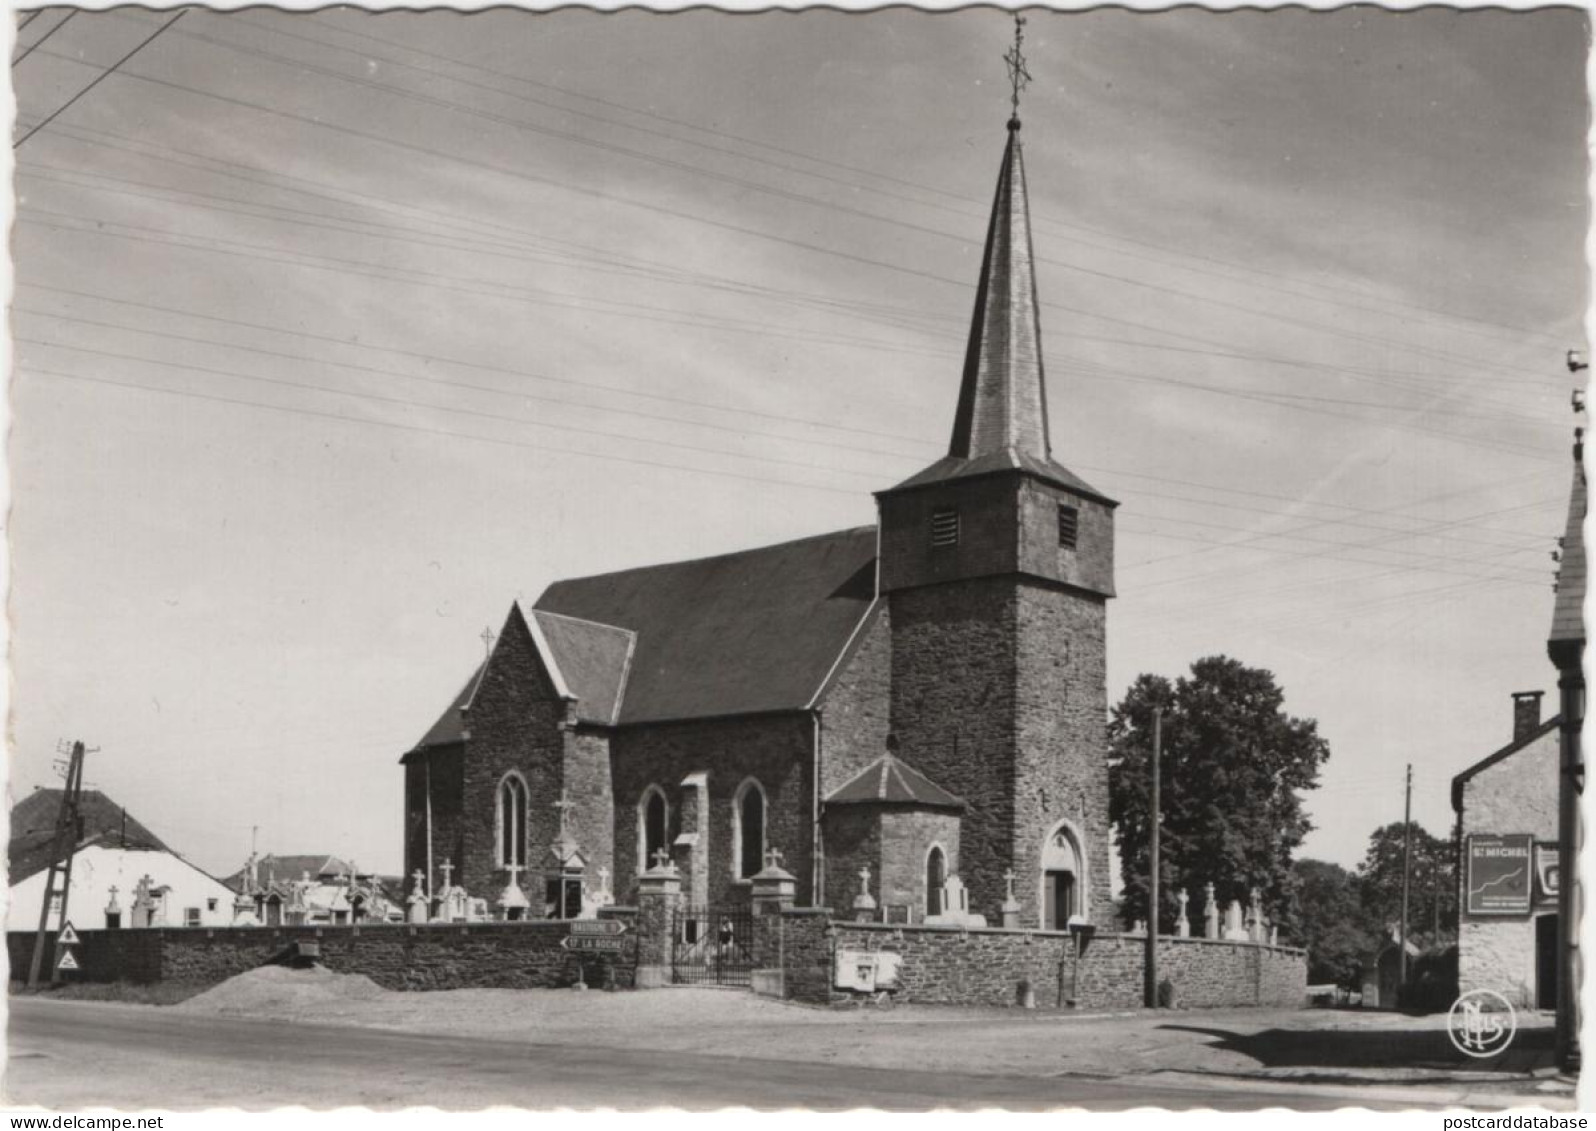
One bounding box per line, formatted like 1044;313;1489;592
1292;858;1377;988
1107;656;1330;936
1356;820;1457;946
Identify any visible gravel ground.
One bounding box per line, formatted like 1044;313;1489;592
163;967;1561;1089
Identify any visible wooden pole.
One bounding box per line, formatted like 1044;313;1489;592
1399;763;1413;989
1145;707;1162;1008
28;742;85;989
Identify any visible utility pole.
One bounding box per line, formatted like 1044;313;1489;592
1554;347;1585;1072
1399;763;1413;990
28;741;88;989
1145;706;1162;1008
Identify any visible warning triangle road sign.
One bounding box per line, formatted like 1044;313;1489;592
57;923;79;945
56;950;79;972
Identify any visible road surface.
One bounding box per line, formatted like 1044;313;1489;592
7;997;1408;1111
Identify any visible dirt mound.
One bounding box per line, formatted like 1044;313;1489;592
176;964;388;1014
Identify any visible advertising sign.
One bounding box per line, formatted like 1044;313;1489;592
1535;843;1560;904
1466;834;1533;916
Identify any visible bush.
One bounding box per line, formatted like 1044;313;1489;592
1399;945;1458;1013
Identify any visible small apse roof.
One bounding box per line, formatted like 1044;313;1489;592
825;753;965;810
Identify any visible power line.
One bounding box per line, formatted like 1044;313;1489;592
22;365;869;498
14;9;184;148
134;14;1560;387
12;8;71;66
292;9;1565;349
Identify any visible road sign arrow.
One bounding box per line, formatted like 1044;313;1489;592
567;919;627;937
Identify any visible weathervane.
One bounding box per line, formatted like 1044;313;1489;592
1003;12;1032;123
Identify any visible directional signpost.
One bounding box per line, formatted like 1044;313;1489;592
562;920;629;990
561;919;629;954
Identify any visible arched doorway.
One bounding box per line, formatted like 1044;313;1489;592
1041;822;1084;930
925;845;947;917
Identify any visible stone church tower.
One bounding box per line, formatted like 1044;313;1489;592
875;116;1118;928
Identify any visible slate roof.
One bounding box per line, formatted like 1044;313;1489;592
411;662;486;752
535;526;878;724
826;753;965;810
1450;715;1562;813
531;610;635;727
8;788;170;886
884;448;1114;505
1550;443;1586;647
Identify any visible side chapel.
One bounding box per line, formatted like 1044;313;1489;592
401;108;1119;930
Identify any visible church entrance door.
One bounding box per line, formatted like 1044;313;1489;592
671;905;755;986
1043;870;1076;931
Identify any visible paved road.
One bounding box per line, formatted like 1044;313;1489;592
7;998;1400;1112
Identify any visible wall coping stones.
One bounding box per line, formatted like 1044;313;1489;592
829;919;1306;956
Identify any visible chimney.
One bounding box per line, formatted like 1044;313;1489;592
1512;691;1545;742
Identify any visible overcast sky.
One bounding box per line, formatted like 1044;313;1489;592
9;6;1589;884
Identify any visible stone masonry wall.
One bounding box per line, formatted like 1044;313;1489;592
817;605;892;798
404;744;465;897
610;714;814;906
460;605;572;903
1014;583;1112;926
782;920;1305;1010
888;577;1018;923
10;909;639;992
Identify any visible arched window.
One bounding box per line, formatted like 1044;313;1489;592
498;773;528;868
733;778;766;879
638;786;669;871
926;845;947;916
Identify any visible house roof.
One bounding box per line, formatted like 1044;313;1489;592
1451;716;1562;813
8;788;170;886
410;661;486;752
1550;441;1586;648
825;753;965;810
223;854;353;893
533;526;878;724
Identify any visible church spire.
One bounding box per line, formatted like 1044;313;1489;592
948;116;1050;462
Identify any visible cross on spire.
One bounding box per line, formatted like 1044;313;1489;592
1003;12;1032;123
480;625;496;659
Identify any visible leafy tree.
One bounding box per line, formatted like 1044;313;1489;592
1292;858;1377;987
1357;820;1457;945
1107;656;1330;935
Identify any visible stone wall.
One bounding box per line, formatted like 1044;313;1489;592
610;714;814;907
462;605;575;903
778;919;1305;1010
817;606;892;798
9;908;639;992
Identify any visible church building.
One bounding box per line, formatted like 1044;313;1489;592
401;111;1119;930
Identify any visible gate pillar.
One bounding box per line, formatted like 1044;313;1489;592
750;849;797;995
635;856;682;989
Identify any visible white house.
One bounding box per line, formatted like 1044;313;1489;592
8;788;237;931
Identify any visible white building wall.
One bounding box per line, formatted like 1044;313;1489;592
8;845;238;932
1457;729;1559;1008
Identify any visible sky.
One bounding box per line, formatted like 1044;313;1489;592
8;5;1590;884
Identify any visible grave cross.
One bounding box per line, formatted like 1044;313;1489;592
410;869;426;896
652;847;672;870
504;861;522;886
439;859;454;891
1003;868;1017;900
859;865;872;892
764;846;785;871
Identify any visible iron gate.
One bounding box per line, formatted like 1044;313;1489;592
671;904;755;986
